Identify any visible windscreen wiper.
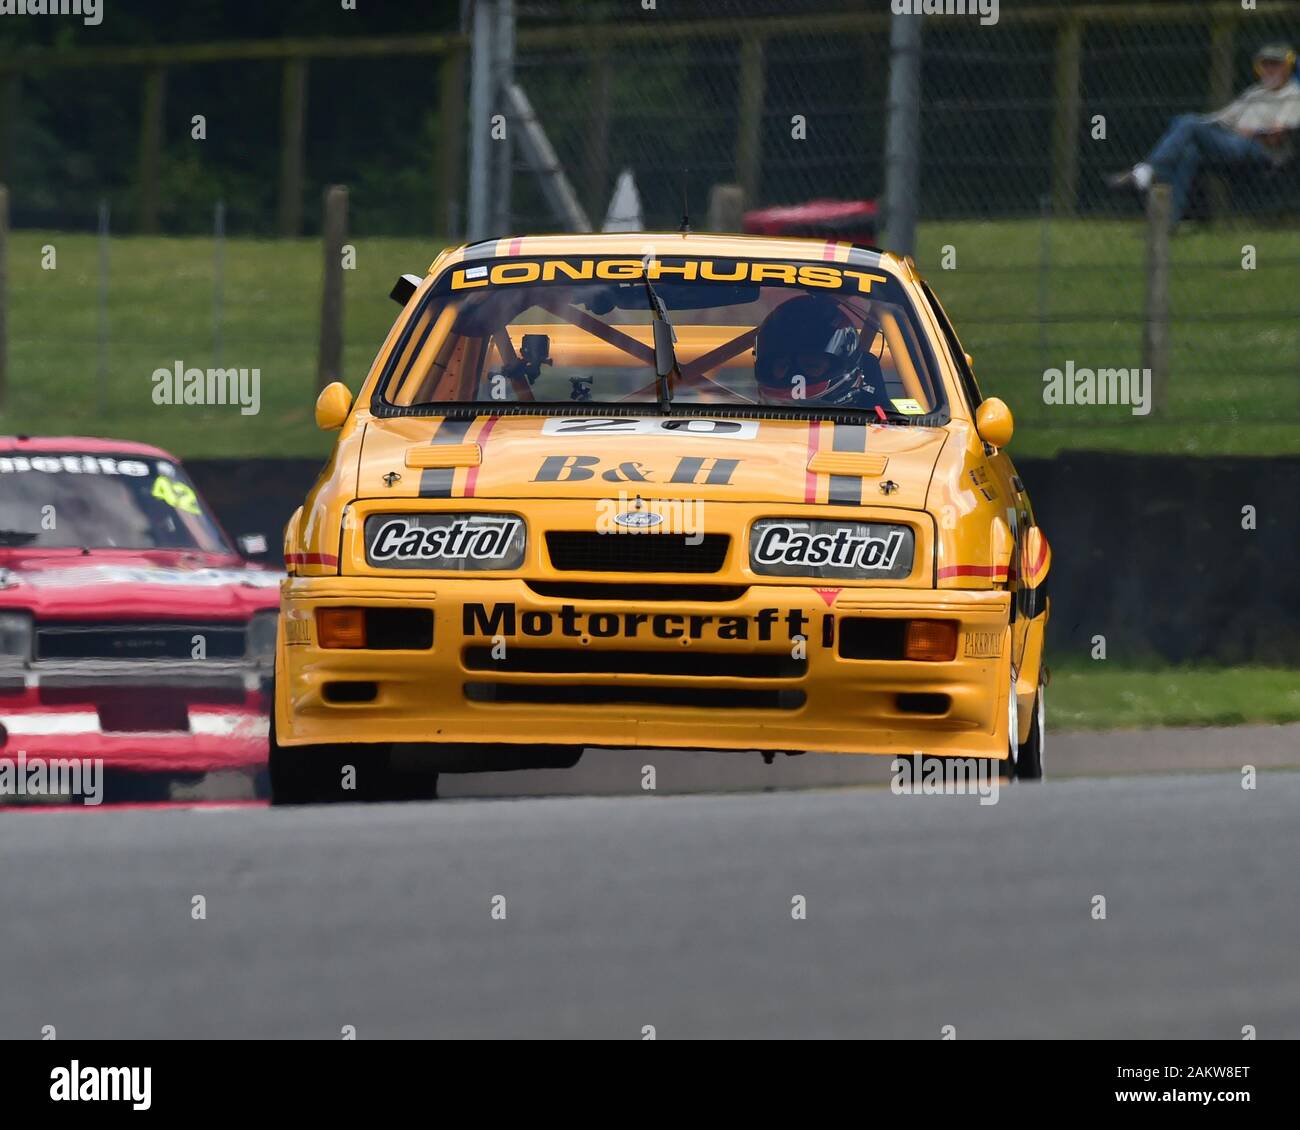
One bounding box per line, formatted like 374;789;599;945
643;276;682;415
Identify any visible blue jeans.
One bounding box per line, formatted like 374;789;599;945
1146;114;1274;221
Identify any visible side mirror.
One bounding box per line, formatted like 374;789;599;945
238;533;269;558
975;397;1014;449
315;381;353;431
390;273;423;306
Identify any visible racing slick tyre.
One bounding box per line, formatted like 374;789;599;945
267;683;439;805
269;740;439;805
393;743;585;773
1016;685;1046;780
1000;675;1045;782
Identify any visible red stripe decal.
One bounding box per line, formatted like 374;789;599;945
508;237;524;256
464;415;498;497
805;420;821;503
1026;538;1049;582
937;564;1009;580
286;552;339;567
822;239;838;261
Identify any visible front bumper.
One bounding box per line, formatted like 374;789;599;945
277;577;1015;760
0;661;269;773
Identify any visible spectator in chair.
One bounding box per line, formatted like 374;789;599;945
1107;43;1300;223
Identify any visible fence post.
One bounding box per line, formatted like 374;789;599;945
1050;16;1082;217
734;35;766;207
0;184;7;413
317;185;348;391
137;67;166;234
466;0;495;242
97;200;111;414
1205;15;1237;220
278;58;308;238
1037;194;1052;379
213;201;226;370
708;184;746;233
1206;16;1237;116
584;30;613;227
707;184;748;232
882;11;922;255
490;0;516;235
0;71;17;187
1141;184;1172;412
435;43;468;239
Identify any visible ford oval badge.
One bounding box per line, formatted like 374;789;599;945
613;511;664;529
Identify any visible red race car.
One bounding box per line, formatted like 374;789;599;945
0;437;280;792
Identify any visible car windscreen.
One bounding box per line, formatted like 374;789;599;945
377;255;948;421
0;453;230;552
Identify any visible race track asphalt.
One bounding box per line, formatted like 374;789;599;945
2;767;1298;1039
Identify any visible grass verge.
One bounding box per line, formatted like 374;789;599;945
1049;665;1300;730
1;219;1298;457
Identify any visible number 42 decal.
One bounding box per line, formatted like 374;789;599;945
152;475;201;514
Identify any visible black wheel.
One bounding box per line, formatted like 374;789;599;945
267;683;437;805
1000;676;1045;782
100;770;173;804
1015;685;1046;780
394;743;584;773
270;738;437;805
377;761;441;801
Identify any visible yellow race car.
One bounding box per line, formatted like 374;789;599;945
272;232;1050;803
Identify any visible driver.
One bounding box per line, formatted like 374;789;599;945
753;294;890;409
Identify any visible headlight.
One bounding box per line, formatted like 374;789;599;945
246;611;278;665
749;518;914;580
364;513;526;571
0;612;33;660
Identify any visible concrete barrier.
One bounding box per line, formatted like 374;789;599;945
188;453;1300;666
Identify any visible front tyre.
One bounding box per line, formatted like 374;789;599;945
267;683;438;805
1015;685;1046;780
1000;676;1045;782
270;740;439;805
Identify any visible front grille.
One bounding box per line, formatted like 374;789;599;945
35;622;247;662
525;581;748;603
39;685;245;707
98;698;190;732
463;647;804;679
465;682;804;710
545;532;729;574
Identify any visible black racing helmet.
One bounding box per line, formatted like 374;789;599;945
754;294;873;406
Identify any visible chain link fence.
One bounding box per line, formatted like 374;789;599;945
511;0;1300;223
506;0;1300;445
511;0;881;231
0;0;1298;450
